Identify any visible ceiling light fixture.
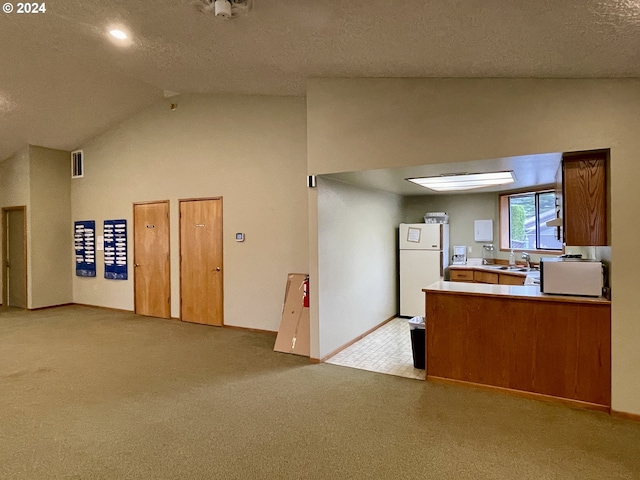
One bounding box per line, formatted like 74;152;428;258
109;29;128;40
407;171;515;192
214;0;232;17
194;0;253;18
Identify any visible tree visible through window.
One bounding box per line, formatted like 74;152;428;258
506;191;561;251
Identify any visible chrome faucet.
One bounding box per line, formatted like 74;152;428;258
521;252;531;270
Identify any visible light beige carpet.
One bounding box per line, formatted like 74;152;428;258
1;305;639;479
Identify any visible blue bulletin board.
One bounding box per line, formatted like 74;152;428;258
104;219;128;280
74;220;96;277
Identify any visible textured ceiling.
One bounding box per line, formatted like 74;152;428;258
1;0;639;160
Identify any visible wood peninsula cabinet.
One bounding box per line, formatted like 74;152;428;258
559;150;608;246
423;282;611;409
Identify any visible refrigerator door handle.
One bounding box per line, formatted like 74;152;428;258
440;251;444;277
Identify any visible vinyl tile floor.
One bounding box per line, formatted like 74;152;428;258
325;318;426;380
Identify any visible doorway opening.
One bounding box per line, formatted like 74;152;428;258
325;318;425;380
2;206;27;309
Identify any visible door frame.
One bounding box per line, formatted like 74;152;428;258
178;196;224;325
133;200;171;317
2;206;28;309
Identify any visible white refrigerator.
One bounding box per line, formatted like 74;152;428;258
399;223;449;318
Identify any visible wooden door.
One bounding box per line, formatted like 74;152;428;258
133;201;171;318
2;208;27;308
180;198;223;326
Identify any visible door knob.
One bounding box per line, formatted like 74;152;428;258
134;263;140;267
214;267;221;271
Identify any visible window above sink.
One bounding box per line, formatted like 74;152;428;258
499;189;563;253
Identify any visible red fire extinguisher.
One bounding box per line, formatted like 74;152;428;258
302;276;309;308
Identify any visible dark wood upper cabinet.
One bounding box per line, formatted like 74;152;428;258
562;151;608;246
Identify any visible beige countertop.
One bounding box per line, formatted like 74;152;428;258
423;280;610;305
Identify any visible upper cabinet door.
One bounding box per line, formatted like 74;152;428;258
562;151;608;246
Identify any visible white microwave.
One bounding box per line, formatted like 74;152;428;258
540;258;604;297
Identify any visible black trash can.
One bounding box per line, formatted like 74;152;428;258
408;317;426;369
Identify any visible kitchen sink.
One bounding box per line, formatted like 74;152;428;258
484;265;538;272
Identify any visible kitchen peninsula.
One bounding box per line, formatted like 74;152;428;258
422;281;611;410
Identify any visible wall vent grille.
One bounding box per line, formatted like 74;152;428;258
71;150;83;178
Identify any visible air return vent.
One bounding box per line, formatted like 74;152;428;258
71;150;83;178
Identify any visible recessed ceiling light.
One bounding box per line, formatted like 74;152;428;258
109;29;128;40
407;171;516;192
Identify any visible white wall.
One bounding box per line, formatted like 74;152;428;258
307;78;640;416
29;146;72;308
317;177;403;358
0;147;30;303
72;94;308;332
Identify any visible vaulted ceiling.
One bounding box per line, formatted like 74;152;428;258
1;0;639;161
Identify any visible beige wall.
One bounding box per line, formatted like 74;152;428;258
0;147;30;303
307;79;628;174
403;193;498;262
72;94;308;332
29;146;72;308
0;147;30;206
1;146;72;309
316;177;403;357
307;78;640;415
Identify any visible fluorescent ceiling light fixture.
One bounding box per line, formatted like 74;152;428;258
407;171;515;192
109;29;128;40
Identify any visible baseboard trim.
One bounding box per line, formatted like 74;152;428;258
224;324;277;335
41;304;280;333
611;409;640;422
320;314;397;362
72;303;135;314
426;375;611;414
28;303;74;311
